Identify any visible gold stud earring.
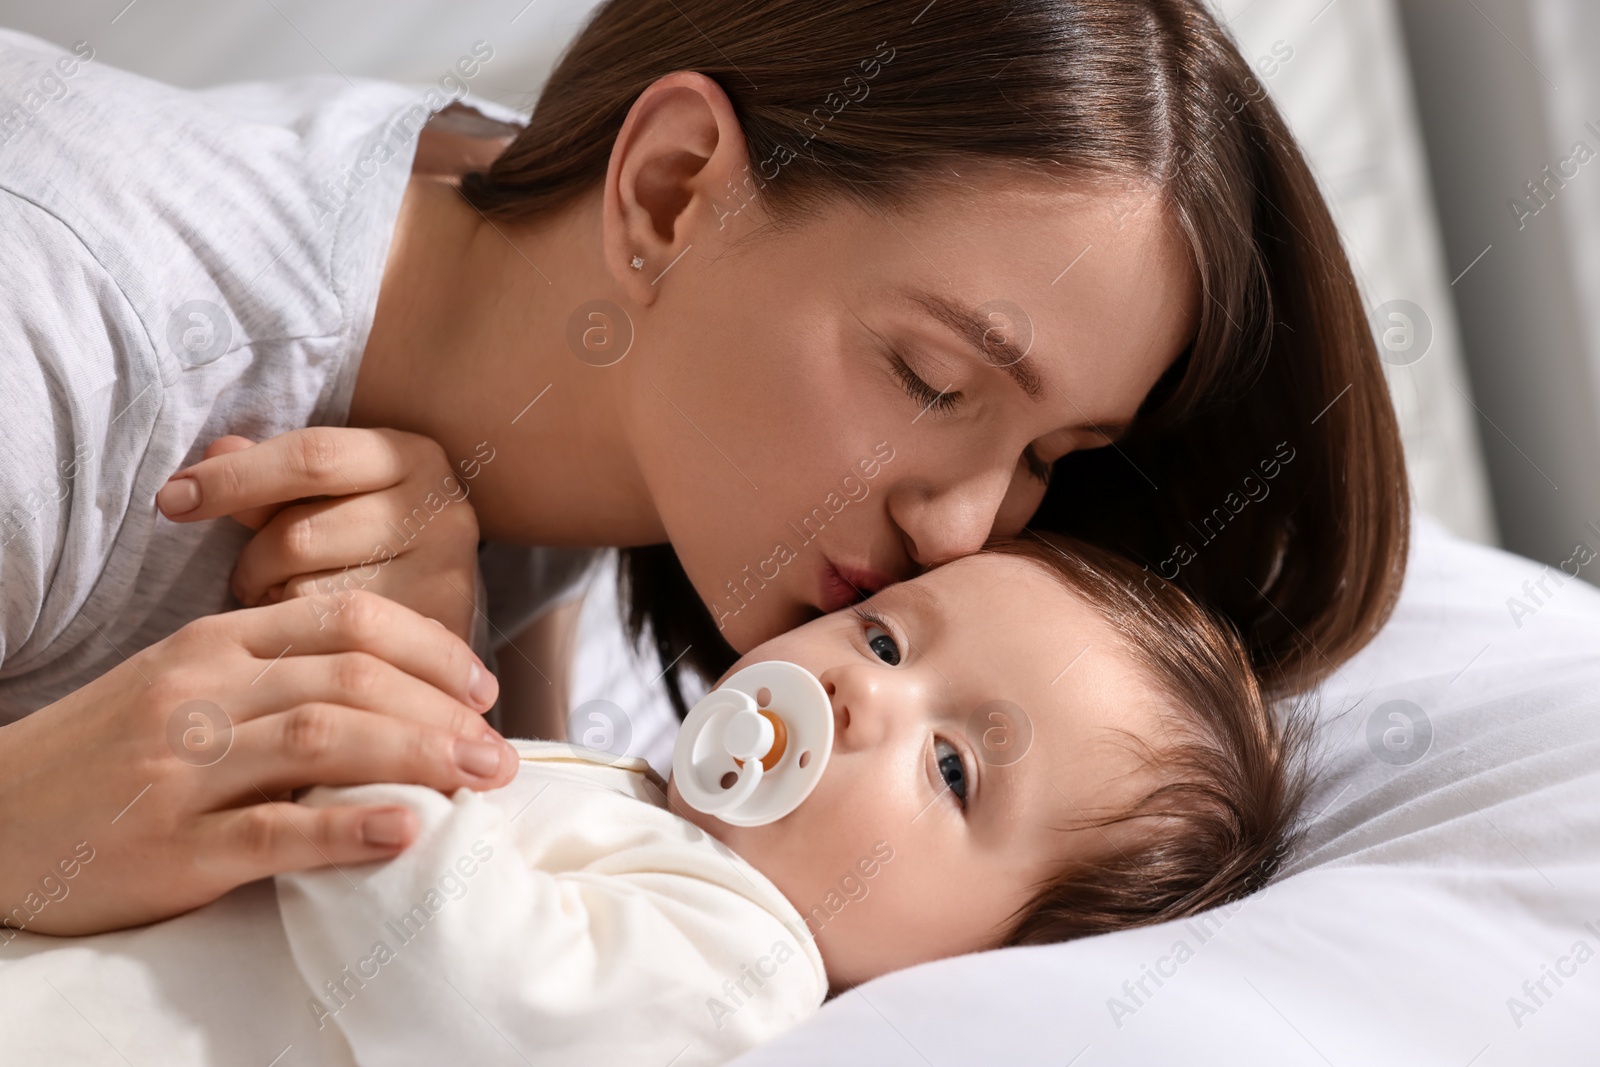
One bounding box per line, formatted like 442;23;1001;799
629;255;645;270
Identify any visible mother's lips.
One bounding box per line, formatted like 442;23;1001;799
817;558;892;612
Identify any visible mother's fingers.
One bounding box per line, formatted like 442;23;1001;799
156;426;429;523
192;799;421;888
200;435;282;531
223;591;499;713
229;491;409;606
210;650;499;739
213;702;517;801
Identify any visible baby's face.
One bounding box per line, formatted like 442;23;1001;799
667;552;1170;989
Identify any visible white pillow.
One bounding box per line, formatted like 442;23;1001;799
729;510;1600;1065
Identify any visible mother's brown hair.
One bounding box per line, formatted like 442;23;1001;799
463;0;1409;712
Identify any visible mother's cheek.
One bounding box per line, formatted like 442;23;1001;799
993;471;1048;536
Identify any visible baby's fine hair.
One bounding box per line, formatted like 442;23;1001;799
981;532;1313;946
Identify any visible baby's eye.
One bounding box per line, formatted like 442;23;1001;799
865;624;900;665
935;738;968;806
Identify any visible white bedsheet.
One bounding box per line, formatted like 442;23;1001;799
0;880;344;1064
728;509;1600;1066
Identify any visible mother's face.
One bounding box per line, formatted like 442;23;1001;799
623;177;1198;653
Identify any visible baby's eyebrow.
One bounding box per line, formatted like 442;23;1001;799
884;580;950;678
894;580;936;607
886;579;939;625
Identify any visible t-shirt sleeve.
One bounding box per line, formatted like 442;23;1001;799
0;316;69;674
468;560;494;667
479;541;602;647
0;28;432;715
0;193;154;685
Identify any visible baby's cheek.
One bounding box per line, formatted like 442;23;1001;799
804;871;923;987
863;846;1000;974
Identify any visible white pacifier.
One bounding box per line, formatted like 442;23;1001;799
671;660;834;827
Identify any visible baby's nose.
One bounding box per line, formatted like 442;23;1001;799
822;683;861;747
826;688;895;751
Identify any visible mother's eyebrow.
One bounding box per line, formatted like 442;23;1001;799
898;287;1045;402
896;287;1135;443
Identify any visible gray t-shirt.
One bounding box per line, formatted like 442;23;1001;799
0;31;594;720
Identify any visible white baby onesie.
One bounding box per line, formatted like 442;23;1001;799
277;740;830;1066
0;741;827;1066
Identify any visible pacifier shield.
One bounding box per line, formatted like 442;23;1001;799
671;660;833;827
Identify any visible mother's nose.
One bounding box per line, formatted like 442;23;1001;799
884;464;1015;567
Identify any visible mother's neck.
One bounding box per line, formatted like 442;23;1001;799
351;176;665;548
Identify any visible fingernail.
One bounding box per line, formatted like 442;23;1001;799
455;737;504;778
157;477;200;516
467;662;498;709
362;810;411;847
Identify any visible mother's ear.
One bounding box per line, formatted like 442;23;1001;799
602;71;753;305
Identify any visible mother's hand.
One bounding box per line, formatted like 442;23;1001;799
0;591;514;936
157;427;485;643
